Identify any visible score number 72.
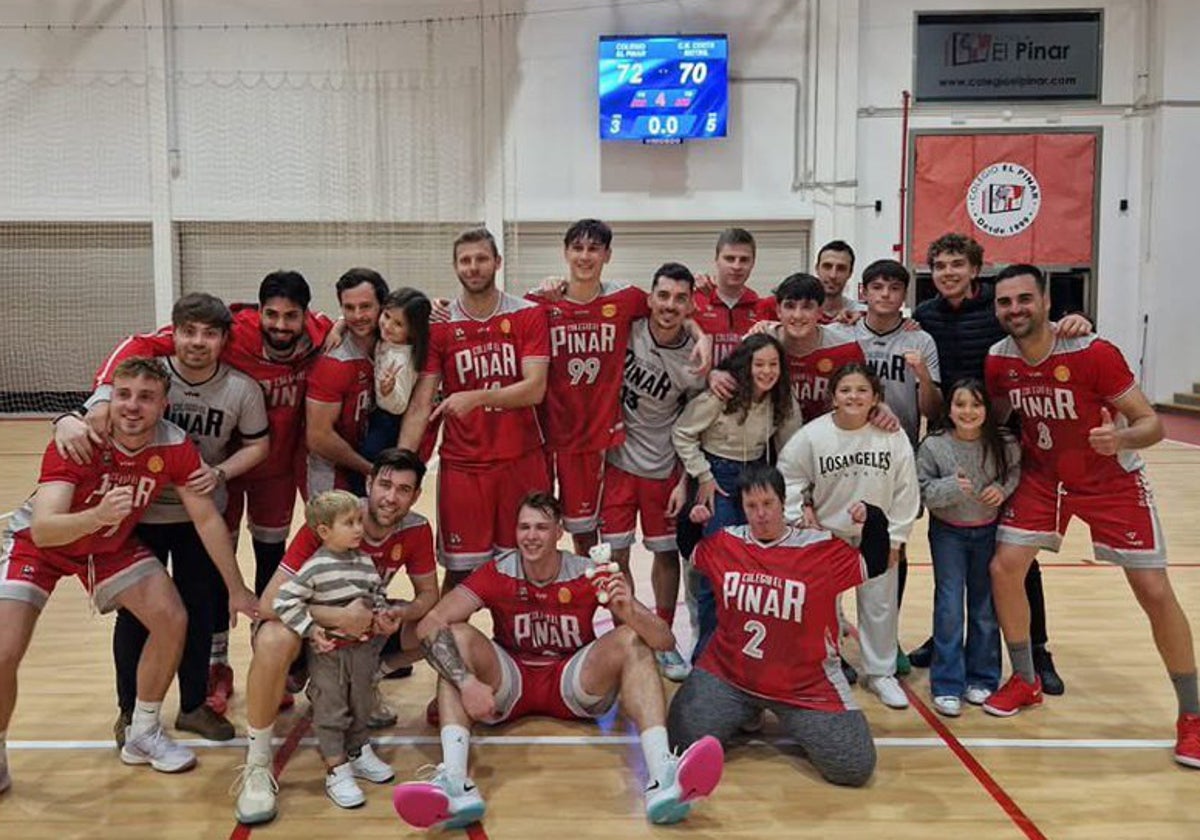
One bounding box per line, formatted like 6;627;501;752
615;61;709;85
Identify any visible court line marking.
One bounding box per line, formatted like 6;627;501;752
905;686;1046;840
6;734;1176;750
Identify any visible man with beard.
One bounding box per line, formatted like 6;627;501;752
398;227;551;590
56;294;270;744
0;358;258;794
88;271;331;712
233;447;438;825
982;265;1199;770
306;267;388;497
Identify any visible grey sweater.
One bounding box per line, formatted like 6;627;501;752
916;432;1022;527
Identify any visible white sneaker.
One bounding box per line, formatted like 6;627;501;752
325;762;366;809
120;725;197;773
964;686;993;706
933;695;963;717
655;649;692;682
393;764;486;830
368;677;398;729
350;743;394;783
866;675;909;709
232;761;279;825
644;735;725;825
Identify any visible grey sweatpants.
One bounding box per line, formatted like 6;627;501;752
306;636;384;760
667;666;876;787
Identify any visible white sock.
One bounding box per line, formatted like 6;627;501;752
130;700;162;739
210;631;230;666
640;725;670;785
247;724;274;766
440;725;471;779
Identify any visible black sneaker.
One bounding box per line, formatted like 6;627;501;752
908;637;934;669
1033;645;1065;696
383;665;414;680
840;655;858;686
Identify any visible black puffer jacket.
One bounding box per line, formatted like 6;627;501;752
913;283;1003;396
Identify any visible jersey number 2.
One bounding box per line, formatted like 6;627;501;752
742;620;767;660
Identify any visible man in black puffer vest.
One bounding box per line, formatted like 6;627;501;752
907;233;1093;697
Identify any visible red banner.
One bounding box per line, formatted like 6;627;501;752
911;132;1096;267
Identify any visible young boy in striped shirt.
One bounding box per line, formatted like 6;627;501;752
273;490;402;808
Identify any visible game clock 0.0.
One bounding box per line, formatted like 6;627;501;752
598;34;729;144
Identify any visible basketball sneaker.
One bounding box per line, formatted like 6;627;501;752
1033;645;1065;696
350;744;395;783
425;696;440;728
933;696;962;717
232;761;279;825
207;663;235;716
1174;713;1200;769
865;675;909;709
120;724;197;773
644;735;724;825
368;675;398;729
326;762;366;809
964;686;993;706
392;764;486;830
982;674;1043;717
656;649;692;682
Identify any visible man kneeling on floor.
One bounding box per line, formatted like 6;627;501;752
393;491;724;829
668;463;892;787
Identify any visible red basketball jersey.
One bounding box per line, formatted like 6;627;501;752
692;287;766;367
10;423;201;558
460;551;599;666
532;282;647;453
306;339;374;453
776;325;866;422
280;505;436;585
694;525;866;711
425;293;549;469
985;333;1142;489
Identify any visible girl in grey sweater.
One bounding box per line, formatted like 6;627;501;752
916;378;1021;717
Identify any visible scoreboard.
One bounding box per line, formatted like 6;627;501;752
598;35;729;144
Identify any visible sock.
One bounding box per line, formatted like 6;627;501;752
440;724;471;779
210;631;230;666
247;724;274;766
130;700;162;739
654;606;675;626
1171;672;1200;716
1007;641;1036;684
640;725;671;786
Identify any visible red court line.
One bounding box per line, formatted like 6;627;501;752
228;711;312;840
904;686;1046;840
905;562;1200;569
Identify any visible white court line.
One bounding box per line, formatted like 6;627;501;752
5;735;1175;751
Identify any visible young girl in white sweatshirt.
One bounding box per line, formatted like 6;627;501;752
777;363;920;710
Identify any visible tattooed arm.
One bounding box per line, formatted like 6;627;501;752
415;584;497;721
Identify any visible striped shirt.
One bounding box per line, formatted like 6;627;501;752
273;546;384;639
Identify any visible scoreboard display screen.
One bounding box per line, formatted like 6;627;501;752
598;35;728;144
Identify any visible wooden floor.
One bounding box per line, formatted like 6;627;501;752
1;418;1198;839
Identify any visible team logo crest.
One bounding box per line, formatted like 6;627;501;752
500;319;512;335
1053;365;1071;383
966;162;1042;237
817;358;834;374
601;304;617;318
147;455;164;474
558;587;572;605
20;564;35;579
391;545;404;562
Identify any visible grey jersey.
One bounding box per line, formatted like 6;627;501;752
90;361;269;523
606;319;705;479
853;319;940;446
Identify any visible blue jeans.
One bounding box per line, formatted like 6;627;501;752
929;517;1001;697
683;453;765;663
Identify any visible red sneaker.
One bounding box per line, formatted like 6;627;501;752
1175;713;1200;768
425;697;440;728
982;673;1043;717
278;691;295;712
206;663;234;715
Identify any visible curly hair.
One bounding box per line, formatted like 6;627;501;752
718;333;792;428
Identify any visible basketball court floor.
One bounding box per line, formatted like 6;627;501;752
0;418;1197;839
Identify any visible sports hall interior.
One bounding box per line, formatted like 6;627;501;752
1;2;1199;838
